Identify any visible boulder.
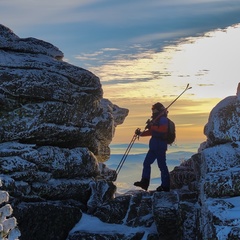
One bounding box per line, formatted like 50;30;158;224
198;83;240;239
0;23;128;239
152;191;181;239
204;91;240;146
13;201;82;240
0;25;128;161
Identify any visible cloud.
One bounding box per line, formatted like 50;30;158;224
75;51;104;61
101;48;120;51
129;28;200;44
1;0;240;29
74;48;122;65
0;0;103;28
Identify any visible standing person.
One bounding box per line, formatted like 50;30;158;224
134;102;170;192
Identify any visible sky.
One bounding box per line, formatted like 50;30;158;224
1;0;240;148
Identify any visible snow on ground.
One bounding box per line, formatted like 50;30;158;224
206;196;240;239
69;213;158;240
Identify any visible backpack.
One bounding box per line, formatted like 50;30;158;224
166;118;176;144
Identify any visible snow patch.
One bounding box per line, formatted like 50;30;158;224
69;213;157;240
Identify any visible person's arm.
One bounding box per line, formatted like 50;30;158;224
135;117;168;137
135;128;151;137
150;124;167;133
140;129;152;136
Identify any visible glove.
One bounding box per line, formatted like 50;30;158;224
145;119;153;129
135;128;141;136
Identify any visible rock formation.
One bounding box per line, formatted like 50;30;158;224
198;83;240;239
0;24;128;240
0;23;239;240
170;82;240;239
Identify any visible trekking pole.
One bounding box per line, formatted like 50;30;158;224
145;83;192;128
165;83;192;110
115;131;139;177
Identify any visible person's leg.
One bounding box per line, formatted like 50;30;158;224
156;148;170;191
134;150;156;190
142;150;156;180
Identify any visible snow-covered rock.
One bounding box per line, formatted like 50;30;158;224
169;82;240;239
204;90;240;145
0;24;128;240
13;201;82;240
68;188;200;240
0;24;128;162
197;83;240;238
0;25;63;60
0;181;21;240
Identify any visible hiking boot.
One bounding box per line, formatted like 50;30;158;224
134;178;149;191
156;185;170;192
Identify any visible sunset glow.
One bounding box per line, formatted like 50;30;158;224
89;24;240;146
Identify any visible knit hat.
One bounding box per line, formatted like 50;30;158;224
152;102;165;112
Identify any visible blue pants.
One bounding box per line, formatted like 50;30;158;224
142;137;170;188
